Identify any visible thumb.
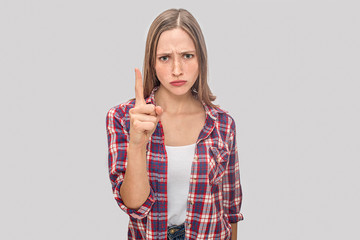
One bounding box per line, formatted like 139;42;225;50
155;106;164;117
155;106;163;120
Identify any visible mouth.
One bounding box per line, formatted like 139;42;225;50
170;80;187;86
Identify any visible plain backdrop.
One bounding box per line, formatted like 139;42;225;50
1;0;359;239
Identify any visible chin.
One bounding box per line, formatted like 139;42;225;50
167;86;192;96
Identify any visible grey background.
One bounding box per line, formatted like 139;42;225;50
1;0;359;239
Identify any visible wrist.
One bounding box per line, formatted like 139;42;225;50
128;141;147;151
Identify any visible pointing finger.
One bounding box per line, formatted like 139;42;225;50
134;68;146;106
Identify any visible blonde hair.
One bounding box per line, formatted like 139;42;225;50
143;8;217;107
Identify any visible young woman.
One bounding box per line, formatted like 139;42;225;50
106;8;244;240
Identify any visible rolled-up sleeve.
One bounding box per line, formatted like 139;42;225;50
223;119;244;223
106;107;155;219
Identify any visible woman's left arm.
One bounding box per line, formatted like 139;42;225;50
231;223;237;240
222;118;244;236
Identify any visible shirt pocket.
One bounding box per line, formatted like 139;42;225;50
208;146;230;185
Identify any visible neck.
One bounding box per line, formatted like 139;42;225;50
154;86;200;115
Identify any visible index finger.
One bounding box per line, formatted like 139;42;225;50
134;68;146;106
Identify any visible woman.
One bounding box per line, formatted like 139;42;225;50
106;8;244;240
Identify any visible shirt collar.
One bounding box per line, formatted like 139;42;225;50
145;86;223;120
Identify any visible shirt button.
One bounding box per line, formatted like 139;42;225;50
194;155;198;161
190;200;194;205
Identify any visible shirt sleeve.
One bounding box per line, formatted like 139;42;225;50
106;107;156;219
222;119;244;223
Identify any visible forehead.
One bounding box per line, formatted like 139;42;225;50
156;28;196;53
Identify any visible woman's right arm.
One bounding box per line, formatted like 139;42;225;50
118;68;162;210
119;141;149;209
106;106;156;219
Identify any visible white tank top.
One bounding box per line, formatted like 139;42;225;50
165;143;196;226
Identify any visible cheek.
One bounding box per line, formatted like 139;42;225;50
187;62;199;77
155;64;169;79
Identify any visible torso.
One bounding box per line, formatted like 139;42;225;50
160;103;206;146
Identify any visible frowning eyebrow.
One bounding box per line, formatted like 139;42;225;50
156;50;196;56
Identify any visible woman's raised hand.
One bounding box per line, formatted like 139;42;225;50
129;68;163;147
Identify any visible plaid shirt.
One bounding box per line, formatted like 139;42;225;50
106;87;244;239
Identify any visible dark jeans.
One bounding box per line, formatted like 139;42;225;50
167;223;185;240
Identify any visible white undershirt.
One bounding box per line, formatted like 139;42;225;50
165;143;196;226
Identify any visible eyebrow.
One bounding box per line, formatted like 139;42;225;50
156;50;196;56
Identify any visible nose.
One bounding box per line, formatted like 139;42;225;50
172;56;183;77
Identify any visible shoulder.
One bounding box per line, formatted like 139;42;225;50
106;98;136;124
211;105;237;133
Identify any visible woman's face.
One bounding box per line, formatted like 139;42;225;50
155;28;199;97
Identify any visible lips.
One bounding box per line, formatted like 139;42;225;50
170;80;187;86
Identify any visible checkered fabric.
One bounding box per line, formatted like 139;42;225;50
106;87;244;239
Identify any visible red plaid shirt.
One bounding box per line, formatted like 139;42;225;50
106;87;244;239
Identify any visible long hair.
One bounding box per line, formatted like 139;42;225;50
143;8;217;107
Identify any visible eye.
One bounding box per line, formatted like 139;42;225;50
184;53;194;59
159;56;169;61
